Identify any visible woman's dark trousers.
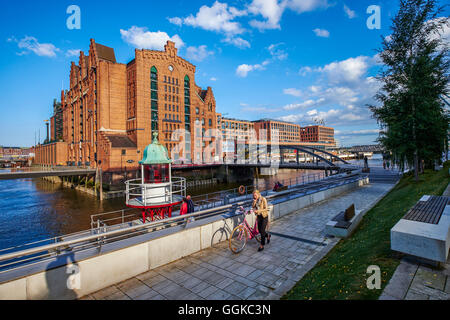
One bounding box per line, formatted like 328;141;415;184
257;215;269;246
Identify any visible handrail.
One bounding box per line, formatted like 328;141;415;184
0;174;364;265
0;202;238;263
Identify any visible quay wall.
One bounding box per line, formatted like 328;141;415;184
0;177;369;299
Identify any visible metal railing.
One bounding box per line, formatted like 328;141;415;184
0;173;364;273
189;172;327;211
125;177;186;207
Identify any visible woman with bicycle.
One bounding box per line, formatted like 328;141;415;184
252;190;271;252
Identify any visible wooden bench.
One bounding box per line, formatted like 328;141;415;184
391;195;450;264
402;195;448;224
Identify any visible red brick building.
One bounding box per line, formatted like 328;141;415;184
35;39;216;172
300;125;335;146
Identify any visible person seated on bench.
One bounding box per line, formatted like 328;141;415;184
273;181;283;192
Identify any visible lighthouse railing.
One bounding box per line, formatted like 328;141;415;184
125;177;186;207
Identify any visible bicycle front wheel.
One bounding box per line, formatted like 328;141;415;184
229;225;248;254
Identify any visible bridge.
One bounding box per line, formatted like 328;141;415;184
336;144;384;154
0;168;97;180
173;145;349;171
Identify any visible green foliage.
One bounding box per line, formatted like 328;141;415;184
370;0;450;174
282;162;450;300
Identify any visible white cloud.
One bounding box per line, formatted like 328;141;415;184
236;60;270;77
268;43;288;60
299;66;313;76
210;77;218;81
247;0;330;31
428;17;450;48
66;49;81;57
9;36;60;57
248;0;285;31
186;45;214;62
318;55;370;84
222;36;251;48
120;26;184;50
313;28;330;38
309;85;321;93
282;98;325;110
286;0;331;13
169;2;250;49
174;1;246;35
283;88;302;97
168;17;182;26
343;4;356;19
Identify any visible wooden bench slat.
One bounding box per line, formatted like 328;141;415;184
403;195;449;224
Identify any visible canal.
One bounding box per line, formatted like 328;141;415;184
0;168;323;251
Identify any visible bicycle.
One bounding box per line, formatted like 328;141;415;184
229;206;261;254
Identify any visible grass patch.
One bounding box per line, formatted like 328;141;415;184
282;163;450;300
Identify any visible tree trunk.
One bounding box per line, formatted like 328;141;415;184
414;150;419;182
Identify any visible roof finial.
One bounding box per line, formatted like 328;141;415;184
152;131;159;143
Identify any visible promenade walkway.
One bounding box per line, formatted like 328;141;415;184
82;182;394;300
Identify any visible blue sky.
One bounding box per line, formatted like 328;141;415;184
0;0;448;147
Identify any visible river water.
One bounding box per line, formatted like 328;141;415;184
0;167;323;250
0;155;387;251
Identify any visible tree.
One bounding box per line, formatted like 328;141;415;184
370;0;449;181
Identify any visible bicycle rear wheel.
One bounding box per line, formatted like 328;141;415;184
229;225;248;254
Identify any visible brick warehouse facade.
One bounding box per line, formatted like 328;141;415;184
35;39;216;172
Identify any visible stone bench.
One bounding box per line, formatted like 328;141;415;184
325;204;363;238
391;195;450;263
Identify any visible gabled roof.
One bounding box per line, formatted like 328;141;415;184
95;43;116;63
105;135;136;148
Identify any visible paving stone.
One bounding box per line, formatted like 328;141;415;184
405;289;429;300
409;281;450;300
151;279;182;296
207;289;231;300
181;276;204;290
378;293;400;300
121;283;153;299
215;277;235;290
134;289;161;300
197;284;219;299
164;286;195;300
142;274;167;288
236;287;257;300
190;281;213;294
117;278;144;293
223;281;249;296
445;277;450;294
246;269;265;281
136;270;158;282
380;260;418;299
91;286;120;300
413;267;446;291
105;291;131;300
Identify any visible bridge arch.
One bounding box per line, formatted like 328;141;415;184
279;145;349;165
